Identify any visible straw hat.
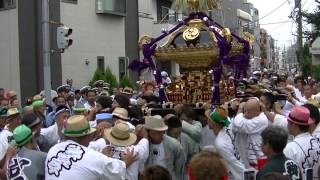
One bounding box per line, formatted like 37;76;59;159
287;106;313;125
103;122;137;147
144;115;168;131
112;108;129;120
307;99;319;108
32;94;43;101
6;108;20;121
63;115;96;137
8;91;17;99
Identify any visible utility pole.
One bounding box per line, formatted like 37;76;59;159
42;0;52;104
297;0;303;66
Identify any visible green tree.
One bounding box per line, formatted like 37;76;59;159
313;65;320;80
105;67;118;90
119;75;134;88
301;43;312;78
260;48;267;59
302;1;320;42
89;68;105;86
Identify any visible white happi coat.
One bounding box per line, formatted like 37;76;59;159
312;123;320;139
272;114;288;129
215;127;245;180
111;138;149;180
0;129;12;161
45;140;126;180
88;138;149;180
41;123;60;146
284;132;320;180
232;113;269;168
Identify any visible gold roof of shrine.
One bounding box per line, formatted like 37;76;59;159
149;19;245;69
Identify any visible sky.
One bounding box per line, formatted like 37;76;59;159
249;0;317;48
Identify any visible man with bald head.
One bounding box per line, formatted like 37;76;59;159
243;98;262;119
232;98;269;169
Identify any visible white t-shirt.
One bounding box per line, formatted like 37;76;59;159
45;140;126;180
149;142;166;168
0;129;12;161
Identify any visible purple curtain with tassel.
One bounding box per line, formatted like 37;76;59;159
128;11;251;105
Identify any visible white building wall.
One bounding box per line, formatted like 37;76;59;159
60;0;126;89
0;4;21;98
138;0;180;77
266;36;272;69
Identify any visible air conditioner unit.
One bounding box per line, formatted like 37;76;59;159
96;0;126;16
237;9;252;22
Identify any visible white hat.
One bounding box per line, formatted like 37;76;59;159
144;115;168;132
161;71;168;77
253;71;261;75
103;122;137;147
112;108;129;120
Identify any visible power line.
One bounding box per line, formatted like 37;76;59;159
259;20;292;25
243;0;289;26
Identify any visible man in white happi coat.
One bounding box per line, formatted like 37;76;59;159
45;115;136;180
206;107;245;180
232;98;269;168
302;104;320;139
260;92;288;128
41;105;70;146
103;122;149;180
0;108;21;161
284;106;320;180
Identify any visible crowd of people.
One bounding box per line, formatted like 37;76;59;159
0;71;320;180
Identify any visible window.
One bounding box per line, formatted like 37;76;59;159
97;56;105;71
161;6;177;23
96;0;126;16
119;57;127;79
62;0;78;4
0;0;16;10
